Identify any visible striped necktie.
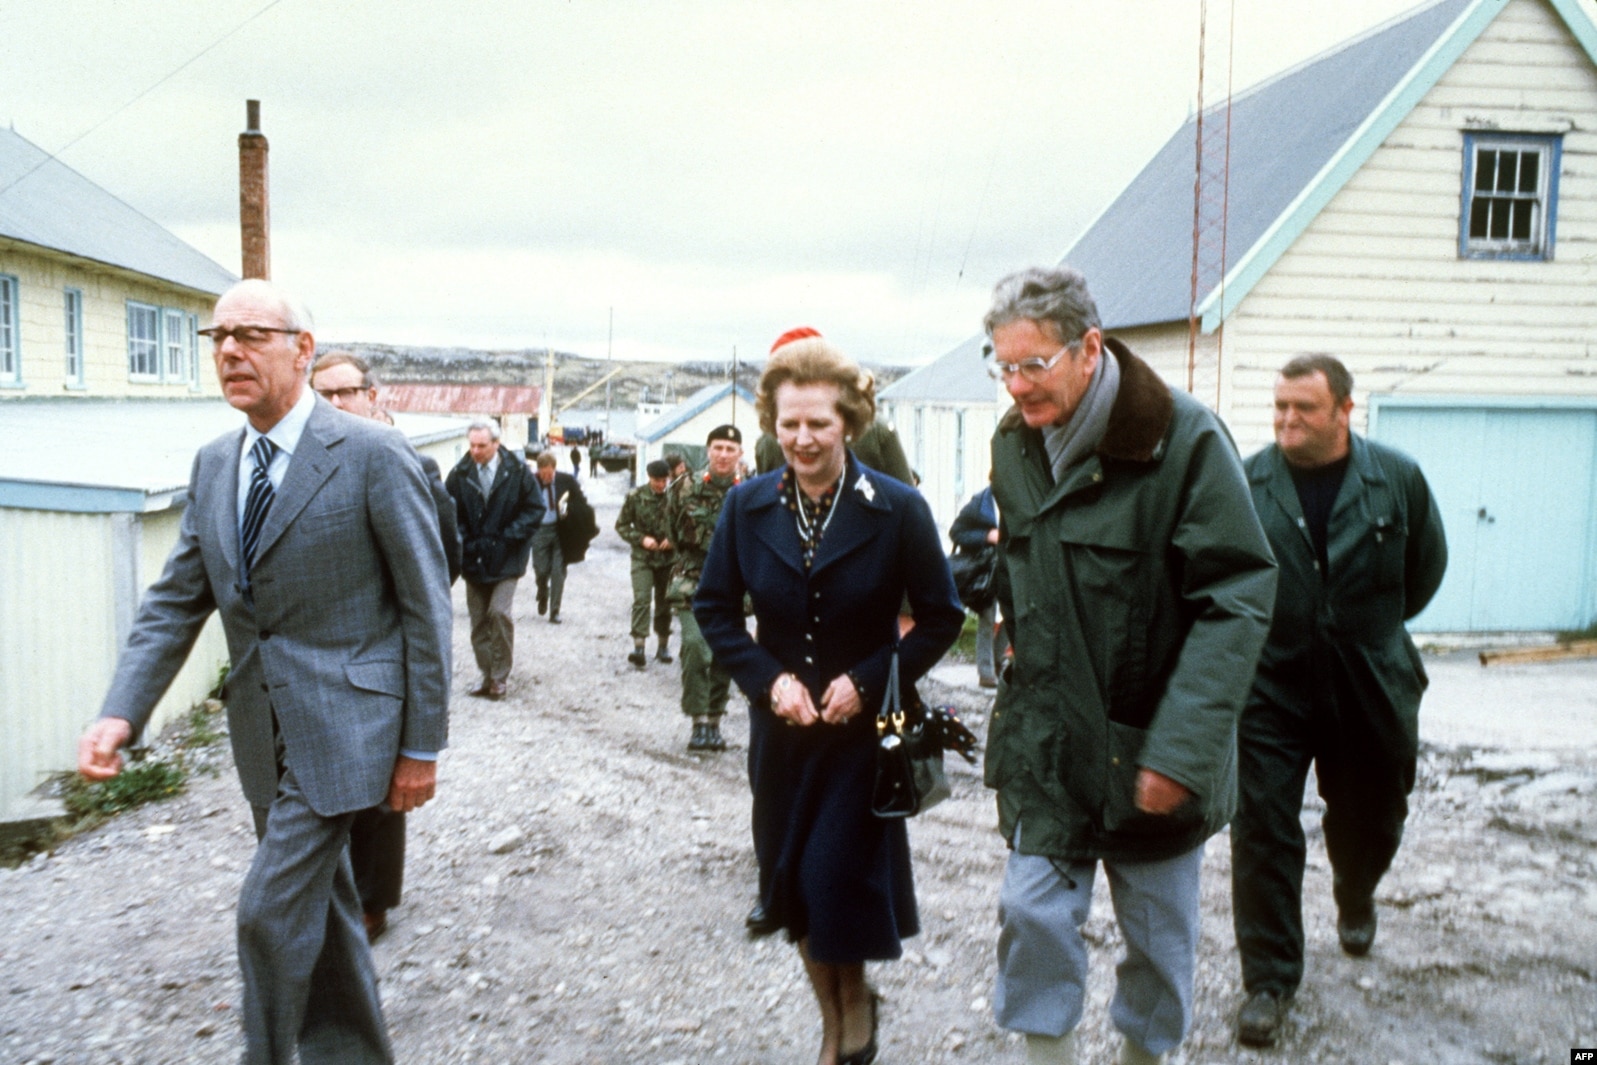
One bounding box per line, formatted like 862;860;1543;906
241;436;278;572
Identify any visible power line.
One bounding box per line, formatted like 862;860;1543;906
0;0;291;200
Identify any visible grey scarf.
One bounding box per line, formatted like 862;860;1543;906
1042;348;1121;482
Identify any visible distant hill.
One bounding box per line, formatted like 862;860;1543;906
325;343;912;412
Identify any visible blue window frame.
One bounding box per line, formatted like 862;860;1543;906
1461;133;1561;260
127;300;160;379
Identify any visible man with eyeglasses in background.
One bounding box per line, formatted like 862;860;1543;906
78;279;452;1064
308;351;460;944
979;265;1277;1065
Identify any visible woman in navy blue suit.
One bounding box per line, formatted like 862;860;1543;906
695;328;963;1065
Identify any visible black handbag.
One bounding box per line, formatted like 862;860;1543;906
948;544;998;613
870;651;979;818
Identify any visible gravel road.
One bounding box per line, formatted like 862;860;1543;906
2;470;1593;1064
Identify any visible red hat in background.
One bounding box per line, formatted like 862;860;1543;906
770;326;822;354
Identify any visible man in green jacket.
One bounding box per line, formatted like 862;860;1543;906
1231;355;1447;1048
983;266;1276;1065
615;459;677;667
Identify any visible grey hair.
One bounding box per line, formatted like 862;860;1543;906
982;265;1101;345
218;278;315;334
467;419;500;441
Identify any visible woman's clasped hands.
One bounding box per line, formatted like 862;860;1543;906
769;671;862;726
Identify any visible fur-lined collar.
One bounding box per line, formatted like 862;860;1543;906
997;337;1173;463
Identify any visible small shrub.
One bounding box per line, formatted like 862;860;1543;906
62;758;187;820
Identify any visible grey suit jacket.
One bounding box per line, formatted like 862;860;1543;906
100;398;453;816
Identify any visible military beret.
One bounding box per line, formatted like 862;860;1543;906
706;424;742;446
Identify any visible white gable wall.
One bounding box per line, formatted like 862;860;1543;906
1217;0;1597;455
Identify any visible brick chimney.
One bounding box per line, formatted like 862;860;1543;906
238;100;270;280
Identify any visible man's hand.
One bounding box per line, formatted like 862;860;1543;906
78;718;133;781
1134;768;1192;815
386;756;438;813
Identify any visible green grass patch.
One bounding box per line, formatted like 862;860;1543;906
62;758;187;820
949;612;979;661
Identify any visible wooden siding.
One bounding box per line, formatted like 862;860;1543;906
1219;0;1597;455
0;241;218;399
878;398;1001;546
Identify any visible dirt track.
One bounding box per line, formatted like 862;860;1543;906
2;470;1593;1064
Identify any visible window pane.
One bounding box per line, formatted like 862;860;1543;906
1495;151;1519;193
1519;152;1539;194
128;304;159;376
1510;201;1532;242
64;290;83;381
1469;198;1491;239
1489;201;1510;240
164;309;185;378
1475;150;1497;192
0;278;16;378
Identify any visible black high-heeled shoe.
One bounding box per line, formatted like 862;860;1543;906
838;991;879;1065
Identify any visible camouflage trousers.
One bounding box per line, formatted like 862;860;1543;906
630;558;673;642
675;606;730;720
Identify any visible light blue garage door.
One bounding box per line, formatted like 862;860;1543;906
1373;403;1597;632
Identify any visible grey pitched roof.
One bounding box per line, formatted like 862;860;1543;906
0;127;237;295
1064;0;1472;329
878;335;999;403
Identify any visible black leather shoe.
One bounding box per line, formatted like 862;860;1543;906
745;900;780;938
839;991;879;1065
705;721;726;751
628;650;647;668
687;722;709;751
1237;989;1291;1047
1338;899;1377;956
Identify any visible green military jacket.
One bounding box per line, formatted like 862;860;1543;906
1245;434;1446;741
667;471;737;607
986;340;1277;863
614;482;676;569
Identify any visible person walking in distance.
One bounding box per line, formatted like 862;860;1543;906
446;420;544;699
615;458;676;667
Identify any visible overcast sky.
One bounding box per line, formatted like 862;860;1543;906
2;0;1446;364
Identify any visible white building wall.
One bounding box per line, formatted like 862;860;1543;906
1216;0;1597;455
880;398;1001;545
0;506;226;821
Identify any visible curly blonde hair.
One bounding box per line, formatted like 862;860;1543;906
756;335;876;440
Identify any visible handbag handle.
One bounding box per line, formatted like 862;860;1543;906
877;647;904;738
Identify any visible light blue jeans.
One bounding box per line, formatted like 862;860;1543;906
995;841;1204;1056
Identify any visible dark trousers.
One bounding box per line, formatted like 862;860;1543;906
1230;678;1416;995
349;806;405;913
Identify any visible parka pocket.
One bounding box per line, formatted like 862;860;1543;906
1099;721;1205;838
1059;532;1151;725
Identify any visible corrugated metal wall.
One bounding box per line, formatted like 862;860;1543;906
0;506;228;821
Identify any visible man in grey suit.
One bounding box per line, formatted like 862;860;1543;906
78;279;452;1065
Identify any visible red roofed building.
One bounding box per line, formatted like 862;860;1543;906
378;383;543;450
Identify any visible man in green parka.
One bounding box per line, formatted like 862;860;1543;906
982;266;1277;1065
1231;355;1446;1048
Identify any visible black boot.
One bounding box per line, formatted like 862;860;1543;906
705;718;727;752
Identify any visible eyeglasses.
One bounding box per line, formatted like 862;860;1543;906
983;342;1076;383
198;325;301;349
314;386;369;402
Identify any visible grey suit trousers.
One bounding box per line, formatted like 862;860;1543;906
243;763;392;1065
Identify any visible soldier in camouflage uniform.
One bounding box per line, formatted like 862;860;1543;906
615;459;677;668
668;425;742;752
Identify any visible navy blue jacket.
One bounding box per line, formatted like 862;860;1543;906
694;457;963;713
